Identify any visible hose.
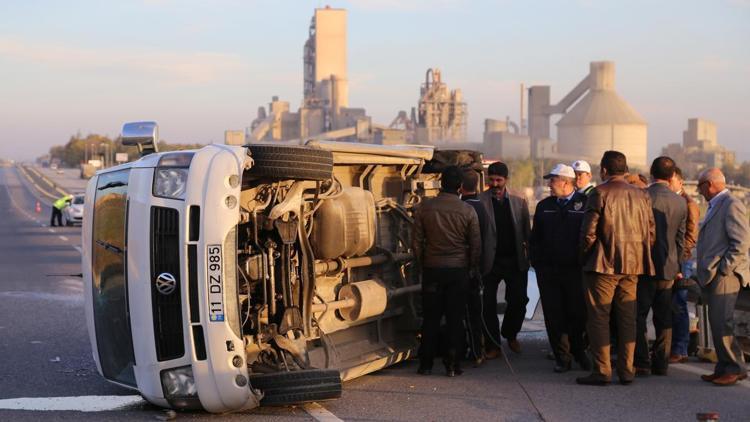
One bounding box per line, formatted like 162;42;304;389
475;277;547;422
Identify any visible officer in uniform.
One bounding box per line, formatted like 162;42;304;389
572;160;596;196
530;164;591;372
50;194;73;227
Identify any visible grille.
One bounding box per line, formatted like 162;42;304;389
150;206;185;361
188;245;199;323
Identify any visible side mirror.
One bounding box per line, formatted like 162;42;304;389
122;121;159;156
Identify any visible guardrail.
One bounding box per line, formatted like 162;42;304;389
16;165;70;200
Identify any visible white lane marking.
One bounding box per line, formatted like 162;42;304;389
0;395;145;412
58;235;68;241
303;402;344;422
74;245;83;254
672;363;750;389
48;228;55;233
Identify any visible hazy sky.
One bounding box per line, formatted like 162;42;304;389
1;0;748;162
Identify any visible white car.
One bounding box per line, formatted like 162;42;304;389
63;194;85;226
83;121;482;413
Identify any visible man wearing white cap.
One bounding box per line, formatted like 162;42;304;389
530;164;591;373
572;160;596;196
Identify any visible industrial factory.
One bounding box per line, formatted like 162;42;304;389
226;6;733;173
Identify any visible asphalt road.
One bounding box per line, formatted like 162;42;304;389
1;163;748;421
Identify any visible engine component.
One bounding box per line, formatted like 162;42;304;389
311;187;375;259
336;279;387;322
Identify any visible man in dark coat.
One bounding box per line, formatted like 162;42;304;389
413;166;481;377
460;167;491;365
478;162;531;356
634;156;687;376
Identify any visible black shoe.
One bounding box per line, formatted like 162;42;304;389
575;354;592;371
635;367;651;377
417;367;432;375
554;362;572;373
446;368;464;377
619;378;634;385
576;375;610;386
651;368;668;376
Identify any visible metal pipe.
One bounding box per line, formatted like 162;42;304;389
314;253;412;276
267;245;277;317
310;298;356;313
388;284;421;298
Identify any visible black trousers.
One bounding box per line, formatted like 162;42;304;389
50;207;62;226
482;265;528;347
635;277;673;372
465;278;484;360
419;267;469;369
537;267;587;365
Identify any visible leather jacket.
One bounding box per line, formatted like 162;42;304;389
413;192;481;270
579;177;656;276
681;191;699;261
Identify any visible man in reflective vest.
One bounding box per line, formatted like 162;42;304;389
51;194;73;227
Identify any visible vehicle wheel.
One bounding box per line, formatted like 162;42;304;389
249;369;342;406
246;145;333;181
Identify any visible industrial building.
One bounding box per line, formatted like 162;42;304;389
528;61;648;168
661;118;735;178
242;7;372;145
413;68;467;144
232;7;652;174
235;8;469;147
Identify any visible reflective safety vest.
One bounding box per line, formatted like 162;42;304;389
54;195;73;210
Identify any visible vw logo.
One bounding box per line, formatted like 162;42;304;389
155;272;177;296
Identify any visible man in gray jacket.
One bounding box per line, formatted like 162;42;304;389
695;168;749;386
413;166;481;377
634;156;686;376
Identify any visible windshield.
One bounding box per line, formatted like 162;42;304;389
91;169;136;387
73;195;85;205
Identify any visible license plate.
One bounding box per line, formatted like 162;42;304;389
207;244;224;322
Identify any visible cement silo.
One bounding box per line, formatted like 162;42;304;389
557;62;647;168
528;61;648;168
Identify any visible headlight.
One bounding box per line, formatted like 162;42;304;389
152;152;194;200
153;168;189;199
161;366;202;409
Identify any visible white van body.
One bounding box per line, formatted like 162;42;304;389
83;134;482;412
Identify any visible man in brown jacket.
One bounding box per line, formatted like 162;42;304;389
413;166;481;377
669;166;700;363
576;151;655;386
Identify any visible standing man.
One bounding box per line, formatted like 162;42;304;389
479;162;531;356
460;168;491;366
50;194;73;227
413;166;481;377
669;166;700;363
577;151;655;386
634;157;687;376
530;164;590;373
695;168;749;386
572;160;596;196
